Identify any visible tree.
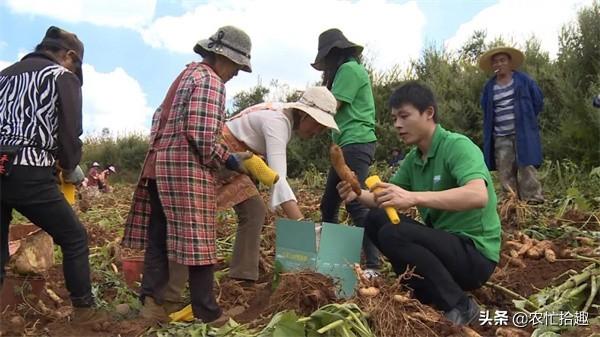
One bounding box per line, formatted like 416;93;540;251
231;83;269;116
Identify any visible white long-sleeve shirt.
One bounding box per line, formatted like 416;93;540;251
226;103;296;210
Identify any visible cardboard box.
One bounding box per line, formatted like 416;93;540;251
275;218;364;298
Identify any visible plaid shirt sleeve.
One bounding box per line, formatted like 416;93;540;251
185;72;230;166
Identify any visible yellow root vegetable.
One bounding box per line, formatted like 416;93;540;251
330;145;361;195
393;294;410;303
358;287;380;297
526;246;544;259
544;248;556;263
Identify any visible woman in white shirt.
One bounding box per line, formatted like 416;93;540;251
161;87;338;313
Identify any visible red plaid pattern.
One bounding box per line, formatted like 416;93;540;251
122;63;231;265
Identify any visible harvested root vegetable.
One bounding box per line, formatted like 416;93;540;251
544;248;556;263
393;294;410;303
505;240;523;250
353;263;369;286
517;240;533;256
358;287;380;297
330;145;361;195
506;233;558;263
575;236;597;246
502;253;526;268
526;246;543;259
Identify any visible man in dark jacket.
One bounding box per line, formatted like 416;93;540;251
479;47;544;204
0;26;106;325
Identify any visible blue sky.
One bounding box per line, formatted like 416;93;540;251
0;0;592;136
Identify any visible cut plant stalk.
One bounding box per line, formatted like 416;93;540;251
582;275;599;312
485;281;537;310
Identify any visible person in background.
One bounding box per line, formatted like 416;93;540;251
98;164;116;193
312;28;380;278
85;161;101;188
0;26;107;325
479;46;544;204
387;148;404;167
593;94;600;108
338;82;500;326
121;25;253;324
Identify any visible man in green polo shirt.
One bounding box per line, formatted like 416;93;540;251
337;81;501;326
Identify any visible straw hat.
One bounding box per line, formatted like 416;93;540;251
286;87;339;131
194;26;252;72
479;46;525;73
311;28;363;71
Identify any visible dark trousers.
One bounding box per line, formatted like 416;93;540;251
140;179;222;322
365;208;496;311
0;166;93;307
320;142;380;269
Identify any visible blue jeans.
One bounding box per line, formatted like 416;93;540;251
320;142;380;269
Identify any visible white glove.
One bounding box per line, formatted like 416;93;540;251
63;165;85;185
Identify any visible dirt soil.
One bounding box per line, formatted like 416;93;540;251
1;187;599;337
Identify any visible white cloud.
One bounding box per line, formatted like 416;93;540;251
5;0;157;29
445;0;593;57
139;0;426;97
0;60;11;71
1;59;151;135
82;64;153;136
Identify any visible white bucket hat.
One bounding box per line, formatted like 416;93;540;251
194;25;252;73
286;87;339;131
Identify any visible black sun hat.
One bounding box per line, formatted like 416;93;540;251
311;28;363;71
39;26;84;83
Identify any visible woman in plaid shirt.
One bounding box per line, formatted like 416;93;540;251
122;26;253;324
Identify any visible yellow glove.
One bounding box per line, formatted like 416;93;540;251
365;175;400;225
59;172;76;205
242;154;279;187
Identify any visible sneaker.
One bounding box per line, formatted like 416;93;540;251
71;307;110;326
444;297;480;326
362;268;380;280
140;297;169;322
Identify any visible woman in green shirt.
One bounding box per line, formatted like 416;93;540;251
312;29;379;275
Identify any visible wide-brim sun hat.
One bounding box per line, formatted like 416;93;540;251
194;25;252;73
311;28;363;71
479;46;525;73
286;86;339;132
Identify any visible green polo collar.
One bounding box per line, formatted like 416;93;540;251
415;124;448;166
